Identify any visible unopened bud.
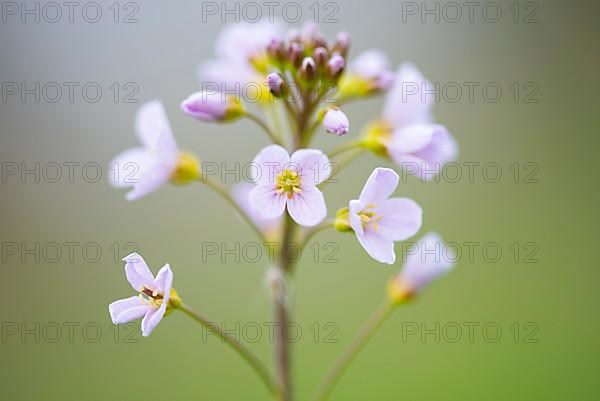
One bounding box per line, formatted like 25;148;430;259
313;47;329;67
327;54;346;78
321;107;350;136
288;42;304;68
301;57;317;80
332;31;351;57
267;72;284;97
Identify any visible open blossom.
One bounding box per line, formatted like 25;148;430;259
388;232;455;304
381;64;458;180
322;107;350;136
348;168;422;264
232;182;283;238
109;253;177;337
109;101;179;201
249;145;331;227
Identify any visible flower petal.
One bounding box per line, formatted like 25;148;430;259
388;124;435;154
350;49;390;81
109;296;151;324
123;252;155;292
291;148;332;185
355;230;396;265
383;63;434;127
153;264;173;302
249;185;287;219
251;145;290;185
108;147;153;189
232;183;282;232
348;199;365;236
401;232;455;291
286;185;327;227
125;159;173;201
358;168;399;204
141;302;167;337
376;198;422;241
135;101;174;151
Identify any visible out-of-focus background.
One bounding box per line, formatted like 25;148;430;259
1;0;598;400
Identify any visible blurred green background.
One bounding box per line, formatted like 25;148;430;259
1;0;598;400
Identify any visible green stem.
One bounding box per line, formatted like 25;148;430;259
200;177;267;243
327;141;364;159
178;304;278;397
245;112;284;146
310;302;394;401
300;218;335;248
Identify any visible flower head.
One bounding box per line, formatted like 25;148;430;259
347;168;422;264
322;107;350;136
109;101;199;201
388;232;455;304
180;91;244;123
249;145;331;227
366;64;458;180
109;253;180;337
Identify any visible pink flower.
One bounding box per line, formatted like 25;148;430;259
109;253;174;337
322;107;350;136
383;64;458;180
349;168;422;264
109;101;178;201
349;49;394;90
249;145;331;227
388;232;455;303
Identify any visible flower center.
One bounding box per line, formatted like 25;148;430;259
276;169;302;199
358;204;383;231
139;286;164;309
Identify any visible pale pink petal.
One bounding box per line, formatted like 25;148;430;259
141;302;167;337
125;161;172;201
109;296;151;324
286;185;327;227
108;147;153;189
291;149;332;185
153;264;173;302
251;145;290;185
232;183;282;232
350;49;390;81
348;199;365;236
135;101;174;150
401;232;455;291
412;125;459;173
123;253;155;291
355;230;396;265
388;124;435;154
249;185;287;219
375;198;422;241
358;168;399;204
383;63;434;127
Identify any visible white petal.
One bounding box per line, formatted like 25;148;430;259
251;145;290;185
291;148;332;185
401;232;455;291
388;124;435;154
355;230;396;265
109;296;151;324
358;168;399;204
125;160;173;201
348;199;365;236
153;264;173;300
123;252;155;291
108;147;153;188
135;101;174;151
249;185;287;219
376;198;422;241
383;63;434;127
141;302;167;337
286;185;327;227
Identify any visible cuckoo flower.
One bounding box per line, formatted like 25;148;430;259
109;101;198;201
339;49;394;99
249;145;331;227
388;232;456;304
232;182;283;239
109;253;179;337
373;63;458;180
348;168;422;264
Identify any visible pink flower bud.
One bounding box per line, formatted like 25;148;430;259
322;107;350;136
180;91;243;122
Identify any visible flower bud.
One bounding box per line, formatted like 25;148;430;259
267;37;285;62
180;91;244;123
267;72;285;97
327;54;346;78
334;207;352;232
332;31;351;57
301;57;317;80
321;107;350;136
288;42;304;68
313;47;329;67
170;152;201;185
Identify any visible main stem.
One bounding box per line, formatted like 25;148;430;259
178;304;277;397
274;213;297;401
310;302;394;401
